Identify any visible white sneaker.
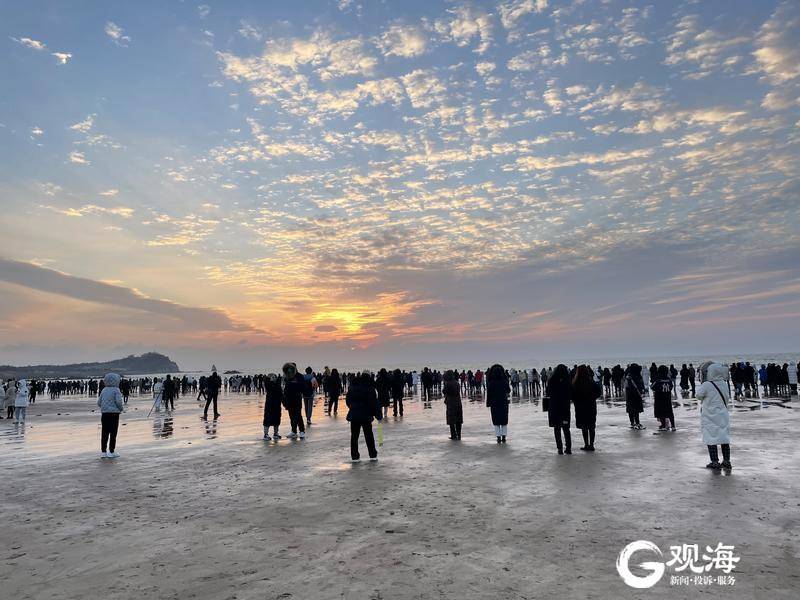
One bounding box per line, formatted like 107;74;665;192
369;457;378;462
108;452;120;458
101;452;109;458
352;458;361;463
299;431;306;439
286;432;297;439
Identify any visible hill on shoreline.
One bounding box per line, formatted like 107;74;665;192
0;352;180;380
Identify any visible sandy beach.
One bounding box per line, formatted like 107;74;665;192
0;389;797;599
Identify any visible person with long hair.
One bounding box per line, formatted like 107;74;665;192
263;373;283;440
625;364;646;430
376;368;392;419
651;365;676;431
547;364;572;454
486;364;510;443
572;365;601;451
442;370;463;440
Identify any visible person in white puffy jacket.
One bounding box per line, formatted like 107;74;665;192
97;372;124;458
14;379;29;424
696;362;732;470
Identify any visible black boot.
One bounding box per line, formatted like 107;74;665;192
706;445;721;469
721;444;732;469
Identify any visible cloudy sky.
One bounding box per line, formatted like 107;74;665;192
1;0;798;369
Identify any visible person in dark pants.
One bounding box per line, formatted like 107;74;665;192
326;368;342;415
546;364;572;454
651;365;676;431
97;372;124;458
391;368;405;416
163;374;176;411
282;363;306;439
263;373;283;440
442;370;463;439
572;365;601;451
203;369;222;419
346;371;382;461
625;363;646;430
486;364;510;443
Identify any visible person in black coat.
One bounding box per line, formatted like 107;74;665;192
391;369;405;417
651;365;676;431
203;370;222;419
263;373;283;440
442;370;463;439
326;368;342;415
486;364;510;443
376;368;392;419
546;364;572;454
346;372;382;461
572;365;601;451
625;363;646;429
281;363;306;439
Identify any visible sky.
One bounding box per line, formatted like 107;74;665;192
0;0;799;370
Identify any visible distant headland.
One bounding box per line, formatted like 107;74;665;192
0;352;179;380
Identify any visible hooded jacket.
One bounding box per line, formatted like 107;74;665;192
14;379;29;408
4;380;17;408
696;363;730;445
97;373;124;414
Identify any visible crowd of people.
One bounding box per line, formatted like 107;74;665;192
3;359;797;469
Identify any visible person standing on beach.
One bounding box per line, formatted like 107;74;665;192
625;364;646;430
97;373;124;458
546;365;572;454
3;379;17;419
327;368;342;415
203;369;222;420
282;363;306;439
443;370;463;440
486;364;510;443
345;371;382;462
651;365;676;431
391;368;405;417
572;365;601;451
376;368;392;419
302;367;318;425
13;379;29;424
697;362;732;469
263;373;283;440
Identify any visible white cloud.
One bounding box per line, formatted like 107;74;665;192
11;36;46;51
197;4;211;19
99;189;119;197
51;52;72;64
378;24;428;58
499;0;547;33
30;126;44;137
69;151;89;165
753;2;800;84
475;61;495;77
400;69;447;109
70;114;95;133
434;5;493;55
105;22;131;46
238;20;262;41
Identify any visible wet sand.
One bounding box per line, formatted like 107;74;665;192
1;390;798;599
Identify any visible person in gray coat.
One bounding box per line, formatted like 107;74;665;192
97;373;125;458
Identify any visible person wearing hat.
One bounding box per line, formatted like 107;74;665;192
282;363;306;439
263;373;283;440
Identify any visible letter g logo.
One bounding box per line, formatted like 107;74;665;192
616;540;665;589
